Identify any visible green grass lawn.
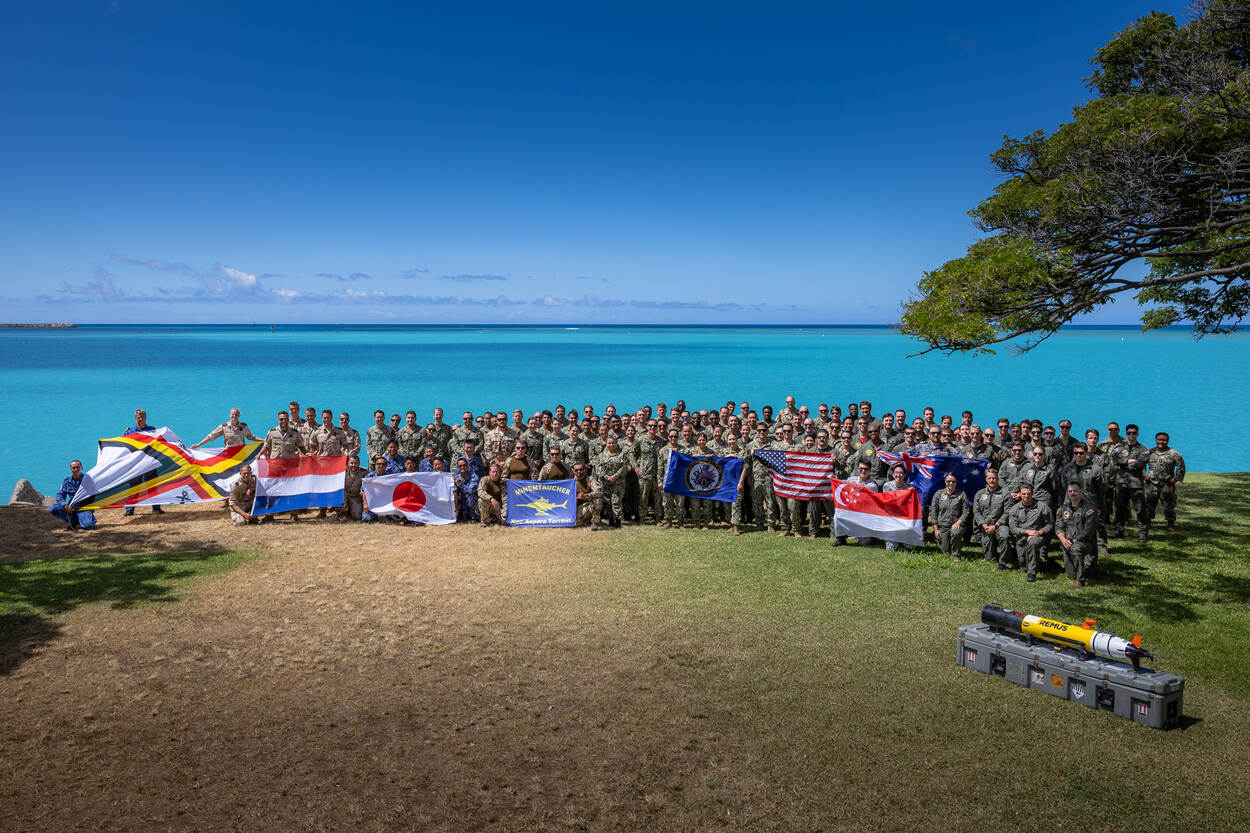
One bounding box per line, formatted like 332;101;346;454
491;471;1250;828
0;548;261;623
2;474;1246;830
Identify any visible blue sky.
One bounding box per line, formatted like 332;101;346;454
1;1;1192;324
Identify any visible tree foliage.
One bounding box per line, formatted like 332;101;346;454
901;1;1250;353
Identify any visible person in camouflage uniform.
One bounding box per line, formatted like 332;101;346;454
743;424;776;532
587;422;610;460
929;472;971;561
633;420;663;523
396;411;424;460
573;462;603;530
338;412;361;460
1111;424;1151;541
726;433;750;535
1055;482;1100;587
1007;483;1052;582
365;410;394;462
657;429;686;528
686;433;717;528
482;414;512;467
592;434;630;527
807;431;837;538
450;411;483;461
559;422;591;468
772;426;799;536
518;414;546;469
1145;432;1186;535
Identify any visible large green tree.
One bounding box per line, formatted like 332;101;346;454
901;1;1250;353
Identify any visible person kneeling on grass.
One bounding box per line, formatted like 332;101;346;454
229;465;257;525
478;462;505;526
49;459;96;531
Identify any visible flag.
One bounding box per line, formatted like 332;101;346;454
662;451;743;502
752;449;835;500
361;471;456;524
505;479;576;527
253;455;347;516
877;452;988;506
831;479;923;546
70;427;261;510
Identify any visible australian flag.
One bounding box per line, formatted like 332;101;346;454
877;452;988;506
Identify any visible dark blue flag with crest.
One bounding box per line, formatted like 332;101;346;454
663;451;743;503
877;452;988;506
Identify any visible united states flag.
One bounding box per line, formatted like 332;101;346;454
753;449;835;500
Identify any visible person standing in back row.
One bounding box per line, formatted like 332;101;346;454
1144;432;1186;537
124;408;164;516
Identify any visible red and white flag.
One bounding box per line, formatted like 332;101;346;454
831;479;923;546
253;455;347;515
362;472;456;525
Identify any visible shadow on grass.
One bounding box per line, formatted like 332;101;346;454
1149;473;1250;561
0;546;235;675
0;613;62;676
1037;559;1201;625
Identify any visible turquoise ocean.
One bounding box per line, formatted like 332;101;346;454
2;324;1246;496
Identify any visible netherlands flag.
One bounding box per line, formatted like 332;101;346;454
253;455;347;516
831;479;923;546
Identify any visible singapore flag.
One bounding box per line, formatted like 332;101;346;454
831;478;923;546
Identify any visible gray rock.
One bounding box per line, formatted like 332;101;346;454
9;479;46;506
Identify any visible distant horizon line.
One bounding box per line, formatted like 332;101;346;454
2;322;1195;330
0;318;1200;330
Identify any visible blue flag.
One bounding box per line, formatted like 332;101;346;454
878;452;988;506
662;451;743;503
505;479;577;527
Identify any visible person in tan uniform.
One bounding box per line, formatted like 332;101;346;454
539;446;572;480
298;406;318;447
311;409;347;517
261;411;308;521
261;411;307;457
311;409;346;455
340;456;364;521
192;408;261;449
229;465;257;525
338;412;361;459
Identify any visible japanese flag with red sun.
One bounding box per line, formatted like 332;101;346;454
362;472;456;525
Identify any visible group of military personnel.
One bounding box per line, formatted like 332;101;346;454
54;399;1186;588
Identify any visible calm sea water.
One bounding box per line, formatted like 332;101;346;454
2;324;1246;495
